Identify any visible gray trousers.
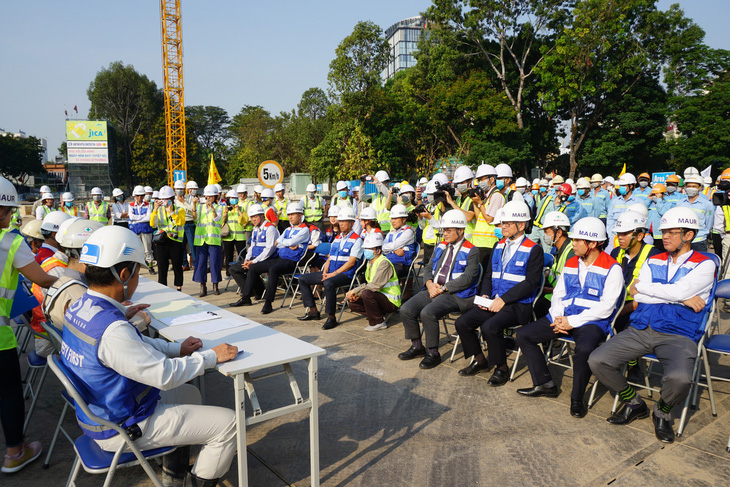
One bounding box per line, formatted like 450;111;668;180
400;289;473;349
589;326;697;413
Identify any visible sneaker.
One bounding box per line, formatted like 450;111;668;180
2;441;42;473
364;322;387;332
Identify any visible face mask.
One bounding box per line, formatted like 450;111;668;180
229;198;238;205
144;195;152;202
567;195;575;202
401;195;411;204
65;201;73;208
618;186;628;196
577;189;586;196
339;191;347;198
516;187;525;194
494;227;503;240
189;189;198;196
666;185;677;194
532;189;538;195
175;189;184;196
496;180;505;190
540;186;547;192
591;182;599;189
93;195;102;202
363;249;375;260
478;181;489;191
456;183;468;193
164;199;172;207
307;192;315;199
544;233;554;247
685;187;699;197
639;181;649;188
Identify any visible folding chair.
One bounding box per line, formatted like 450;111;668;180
318;259;367;323
17;316;52;435
279;250;317;309
48;354;176;487
224;245;248;291
440;264;483;363
286;242;331;309
398;243;420;303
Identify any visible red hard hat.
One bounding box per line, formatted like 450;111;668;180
559;183;573;196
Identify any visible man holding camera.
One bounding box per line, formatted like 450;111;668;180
472;164;508;269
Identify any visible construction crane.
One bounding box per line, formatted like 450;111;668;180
160;0;187;187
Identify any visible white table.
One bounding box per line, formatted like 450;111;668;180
132;278;326;486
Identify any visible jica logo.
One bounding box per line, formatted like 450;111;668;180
88;128;104;137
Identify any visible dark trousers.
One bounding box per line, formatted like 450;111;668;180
455;302;533;367
691;241;708;252
222;239;246;275
193;243;222;284
237;258;298;303
298;271;351;316
155;239;184;287
516;316;606;401
184;222;196;266
306;219;324;233
400;290;468;349
422;244;434;266
393;263;409;279
349;289;398;326
0;348;24;447
229;261;264;298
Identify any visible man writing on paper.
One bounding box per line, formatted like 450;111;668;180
61;225;239;486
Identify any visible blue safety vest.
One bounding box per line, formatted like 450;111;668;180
128;202;153;235
430;239;479;299
329;230;361;278
384;226;415;266
278;223;309;262
491;237;539;305
251;222;278;260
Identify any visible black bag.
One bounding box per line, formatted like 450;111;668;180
152;231;169;245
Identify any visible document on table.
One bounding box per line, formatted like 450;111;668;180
161;311;220;327
185;318;251;335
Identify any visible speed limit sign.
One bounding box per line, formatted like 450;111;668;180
257;160;284;189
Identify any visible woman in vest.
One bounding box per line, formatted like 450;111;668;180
222;190;249;277
192;185;225;296
0;176;57;473
273;183;290;234
34;192;55;220
152;186;186;292
61;192;78;217
346;232;401;332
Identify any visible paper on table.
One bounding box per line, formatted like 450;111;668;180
185;318;251;335
161;311;220;327
474;295;494;308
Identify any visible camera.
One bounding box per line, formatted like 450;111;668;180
466;186;485;200
432;182;456;206
712;190;728;206
360;174;373;183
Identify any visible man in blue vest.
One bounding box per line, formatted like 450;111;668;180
398;210;480;370
454;200;543;385
62;226;239;486
589;207;716;443
677;174;714;252
129;185;156;275
607;173;647;243
381;204;416;279
515;217;624;418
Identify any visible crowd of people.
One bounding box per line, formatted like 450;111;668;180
1;161;727;482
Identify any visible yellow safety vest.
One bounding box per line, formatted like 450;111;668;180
722;206;730;232
274;198;289;219
223;206;247;242
153;207;185;242
365;255;402;307
302;196;324;222
456;195;475;241
193;204;223;246
371;193;391;232
239;199;253;231
472;189;505;248
62;206;79;217
617;243;653;302
422;204;442;246
0;229;24;350
533;195;555;229
86;201;109;223
545;240;574;301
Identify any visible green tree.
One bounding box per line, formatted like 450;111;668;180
0;135;44;186
227;106;274;183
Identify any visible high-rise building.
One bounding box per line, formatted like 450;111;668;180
383;16;426;80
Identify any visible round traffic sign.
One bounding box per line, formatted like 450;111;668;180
257;160;284;189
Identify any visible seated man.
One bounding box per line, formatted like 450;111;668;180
454;201;543;385
381;204;416;278
346;232;402;332
532;211;574;319
297;207;363;330
62;226;239;486
589;207;716;443
229;204;280;308
515;217;623;419
398;210;480;370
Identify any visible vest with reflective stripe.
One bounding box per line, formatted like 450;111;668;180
533;195;555;228
38;205;52;219
193;204;222;246
559;252;620;334
430;239;479;299
546;240;574;301
421;203;441;245
365;255;402;307
472;188;504;247
329;231;361;278
371;193;391;232
10;208;21;228
456;195;476;240
239;199;254;231
62;206;78;217
723;206;730;232
630;251;714;341
275;198;289;219
491;237;538;304
251;222;278;259
616;243;653;302
278;223;308;262
223;206;246;242
302;196;324;222
31;256;67;333
384;226;415;266
129;202;153;235
86;201;109;223
0;229;24;350
154;207;184;242
62;293;160;439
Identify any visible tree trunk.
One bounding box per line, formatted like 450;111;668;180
569;111;578;180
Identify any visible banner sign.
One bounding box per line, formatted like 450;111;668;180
66;121;109;164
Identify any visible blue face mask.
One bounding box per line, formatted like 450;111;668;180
496;180;505;190
495;227;503;239
339;191;347;198
229;198;238;205
363;249;375;260
567;195;575;202
65;201;73;207
531;189;538;195
618;186;628;196
577;189;585;196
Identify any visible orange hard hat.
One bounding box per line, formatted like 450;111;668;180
651;183;667;194
666;174;680;184
638;172;651;181
721;168;730;181
532;182;539;190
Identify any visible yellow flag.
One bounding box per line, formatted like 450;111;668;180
207;154;222;185
618;163;626;177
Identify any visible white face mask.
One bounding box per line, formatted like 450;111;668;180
189;189;198;196
456;183;468;193
307;192;315;199
175;189;185;196
685;187;700;197
478;181;489;191
639;181;649;188
93;195;102;202
666;185;677;194
516;187;525;194
591;182;600;188
144;194;152;202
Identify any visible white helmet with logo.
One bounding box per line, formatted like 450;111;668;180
453;166;475;184
500;201;531;222
274;183;285;192
55;217;81;245
236;184;248;193
133;185;145;196
569;217;607;241
492;208;505;226
659;207;700;230
432;173;450;187
41;192;54;201
375;170;390;182
261;188;275;199
475;164;497;179
226;189;238;199
363;232;384;249
58;219;104;249
542;211;571;229
441;209;467;229
80;226;146;267
425;180;438;195
552;175;565;185
495;163;513;179
400;184;415;194
62;192;74;202
337;207;357;221
614;211;648;233
173;180;186;190
389;204;409;218
41;211;72;233
186;181;199;190
617;173;637;185
627;203;648;218
248;204;265;217
91;187;103;196
576;178;591;189
0;176;19;208
306;183;316;193
286;203;304;214
203;185;219;197
158;186;175;200
685;174;703;186
359;207;377;220
591;173;604;183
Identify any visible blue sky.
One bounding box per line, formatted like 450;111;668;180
1;1;728;163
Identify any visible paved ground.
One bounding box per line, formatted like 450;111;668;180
9;266;730;486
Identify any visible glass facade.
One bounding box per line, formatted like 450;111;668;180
383;16;426;80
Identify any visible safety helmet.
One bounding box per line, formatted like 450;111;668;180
359;207;377;220
617;173;637;185
286;203;304;214
400;184;415;194
475;164;497;179
424;180;438;195
336;181;348;191
614;211;648;233
441;209;467;229
375;170;390;182
659;206;700;230
495;164;513;179
704;176;713;186
132;185;145;196
576;178;591;189
637;173;650;181
337;207;356;221
144;186;154;194
651;183;667;195
226;189;238;199
158;186;175;200
565;178;575;186
363;232;384;249
112;188;124;197
515;177;528;188
328;206;340;217
552;175;565;185
261;188;275;199
542;211;571;229
0;177;19;208
58;219;104;249
531;182;539;190
453;166;475;184
720;169;730;181
91;187;103;196
40;185;52;194
254;185;264;194
492;208;504;226
62;192;74;202
432;173;449;187
248;204;265;217
683;167;700;179
389;204;409;218
80;226;146;267
152;191;159;199
590;173;603;183
418;177;428;186
186;181;199;190
627;203;649;218
558;183;573;196
684;174;704;186
203;185;219;197
539;179;548;187
21;219;44;240
500;200;531;222
173;180;186;190
55;217;80;244
306;184;316;193
41;192;54;201
665;174;680;184
568;217;607;242
274;183;285;192
41;211;72;233
213;184;222;194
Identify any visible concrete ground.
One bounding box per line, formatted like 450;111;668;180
9;265;730;486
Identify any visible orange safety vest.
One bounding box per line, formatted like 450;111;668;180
30;256;67;334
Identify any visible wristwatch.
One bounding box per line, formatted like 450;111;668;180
441;285;447;292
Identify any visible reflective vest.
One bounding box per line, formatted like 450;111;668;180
0;229;24;350
31;255;67;334
278;223;309;262
616;243;654;302
62;205;78;217
10;208;21;228
546;240;574;301
491;237;539;305
239;199;254;231
472;188;504;247
62;293;160;439
430;239;479;299
129;202;153;235
274;197;289;219
366;255;402;307
86;201;109;223
38;205;52;220
723;206;730;232
223;206;246;242
559;252;620;334
630;251;715;341
329;230;361;278
421;203;442;246
371;193;391;232
456;195;476;240
533;195;555;228
153;207;184;242
193;204;222;246
302;196;324;222
384;226;415;266
251;222;278;260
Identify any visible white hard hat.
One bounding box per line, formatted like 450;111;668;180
55;217;81;245
604;176;615;185
552;175;565;185
441;209;467;229
418;177;428;185
539;179;548;187
306;184;316;192
475;164;497;179
568;217;607;241
58;219;104;249
261;188;275;199
591;173;603;183
214;183;222;193
336;181;348;191
627;203;648;218
375;170;390;182
274;183;285;192
359;207;377;220
493;208;505;226
363;232;384;249
40;185;51;194
394;182;402;190
41;192;54;200
515;177;528;188
495;164;513;179
328;206;340;217
21;220;44;240
236;184;248;193
614;211;648;233
152;191;159;199
186;181;199;189
112;188;124;197
173;180;186;190
703;176;713;185
254;185;264;194
659;206;700;231
203;185;219;197
432;173;450;186
389;204;409;218
425;180;438;195
542;211;571;229
565;178;574;186
248;204;265;217
133;185;145;196
158;186;175;199
500;200;531;222
287;203;304;214
0;176;19;208
575;178;591;189
685;174;704;186
401;184;416;194
144;186;154;193
80;226;146;267
62;192;74;202
226;189;238;199
683;167;700;179
617;173;637;185
41;211;72;233
337;207;356;221
511;191;525;204
453;166;475;184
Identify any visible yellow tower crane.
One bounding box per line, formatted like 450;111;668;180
160;0;187;187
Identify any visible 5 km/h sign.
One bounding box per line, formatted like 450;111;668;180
258;160;284;188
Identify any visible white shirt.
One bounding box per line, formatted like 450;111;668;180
382;225;415;254
501;234;526;265
112;201;129;223
245;224;279;263
309;227;322;248
35;205;51;220
713;206;726;237
128;202;151;224
634;251;715;305
12;236;36;268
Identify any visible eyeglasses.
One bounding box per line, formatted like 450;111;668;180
661;230;683;237
501;221;517;227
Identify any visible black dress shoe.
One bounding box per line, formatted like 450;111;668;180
261;302;273;315
322;317;338;330
571;400;588;418
606;402;649;425
517;384;559;398
458;361;490;376
652;412;675;443
487;368;509;386
419;352;442;369
398;345;426;361
229;297;251;307
298;312;321;321
199;284;207;298
212;283;220;295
